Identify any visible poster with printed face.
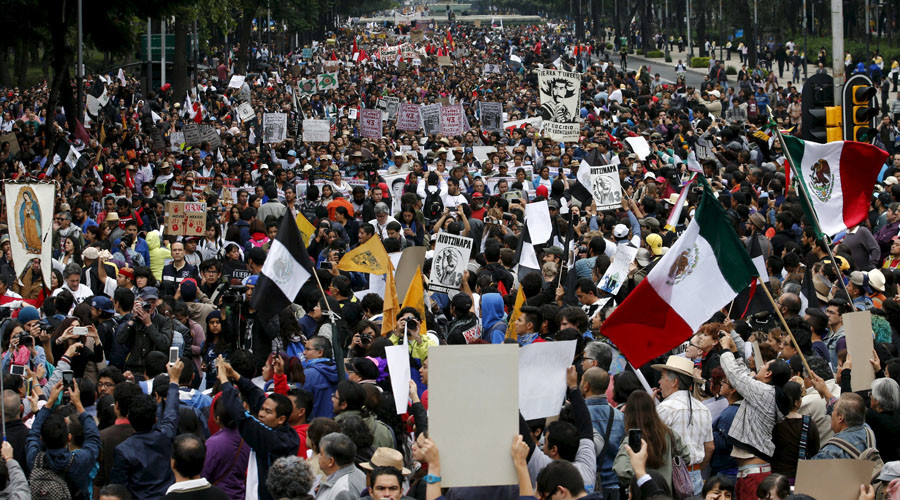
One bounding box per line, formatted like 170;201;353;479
236;102;255;122
262;113;288;143
384;97;401;121
590;164;623;210
538;69;581;142
359;109;383;138
397;103;422;131
4;183;54;289
200;125;222;149
302;119;331;143
169;131;185;152
479;102;504;132
421;104;442;135
440;104;464;136
429;232;473;294
599;244;639;295
165;202;207;236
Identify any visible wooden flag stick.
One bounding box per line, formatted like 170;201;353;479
756;276;812;375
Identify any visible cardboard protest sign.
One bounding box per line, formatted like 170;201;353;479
199;125;221;149
301;47;313;59
4;183;54;292
590;164;623;210
795;459;875;500
440;104;464;136
262;113;288;143
400;44;417;60
169;131;185;152
410;29;424;42
397;103;422;131
165;201;206;236
428;233;473;294
182;123;202;146
228;75;246;89
236;102;255;122
519;340;577;419
359;109;383;138
599;244;639;295
0;133;19;155
395;246;427;302
437;56;452;66
429;345;518;487
380;45;400;62
421;104;442;135
302;119;331;143
537;68;581;142
479;102;504;132
843;311;876;391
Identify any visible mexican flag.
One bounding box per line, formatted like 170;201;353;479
602;181;757;367
783;136;888;237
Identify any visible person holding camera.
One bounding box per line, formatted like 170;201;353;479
389;308;436;361
117;287;175;374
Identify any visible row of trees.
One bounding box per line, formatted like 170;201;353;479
0;0;392;144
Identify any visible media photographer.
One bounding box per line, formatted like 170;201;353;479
116;287;174;374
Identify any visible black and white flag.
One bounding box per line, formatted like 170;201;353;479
251;214;315;322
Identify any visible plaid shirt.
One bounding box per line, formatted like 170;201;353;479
657;390;713;465
720;351;782;459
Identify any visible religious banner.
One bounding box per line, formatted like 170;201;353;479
4;183;54;287
440;104;464;136
537;68;582;142
428;233;473;294
165;201;207;237
263;113;288;143
316;72;338;91
397;103;422;131
421;104;442;135
479;102;504;132
302;119;331;143
590;164;623;210
359;109;383;138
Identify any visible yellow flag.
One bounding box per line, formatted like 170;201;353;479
506;287;525;340
400;266;427;334
381;260;399;337
295;212;316;247
99;123;106;144
338;236;390;275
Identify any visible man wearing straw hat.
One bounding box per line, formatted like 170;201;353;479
359;448;414;500
653;355;714;496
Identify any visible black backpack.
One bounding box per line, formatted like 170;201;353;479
423;185;444;222
30;451;75;500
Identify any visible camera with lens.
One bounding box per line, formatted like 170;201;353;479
360;333;373;344
141;301;152;311
220;284;248;305
18;335;33;348
405;318;419;330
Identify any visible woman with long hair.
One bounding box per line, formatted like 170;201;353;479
202;310;236;390
771;381;820;480
198;223;224;261
54;235;83;272
50;316;104;379
613;390;690;492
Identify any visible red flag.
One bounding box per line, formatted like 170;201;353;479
535;41;542;55
353;38;358;54
74;120;91;145
330;51;338;61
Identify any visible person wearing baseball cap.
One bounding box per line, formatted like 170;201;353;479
120;285;175;373
848;271;875;311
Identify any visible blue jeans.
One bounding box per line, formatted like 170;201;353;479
690;469;704;495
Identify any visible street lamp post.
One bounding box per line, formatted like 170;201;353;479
687;0;693;58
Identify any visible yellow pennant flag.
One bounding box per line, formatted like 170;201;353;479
506;286;525;340
400;266;427;334
381;260;399;337
295;212;316;247
338;236;390;275
99;123;106;144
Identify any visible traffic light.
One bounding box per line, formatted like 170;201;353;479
826;106;843;142
801;74;834;143
843;74;879;143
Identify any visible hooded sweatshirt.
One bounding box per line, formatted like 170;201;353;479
303;358;339;418
480;293;508;344
146;230;172;280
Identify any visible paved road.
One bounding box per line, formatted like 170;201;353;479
591;52;705;87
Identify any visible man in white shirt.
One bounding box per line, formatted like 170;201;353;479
653;356;714;496
52;264;94;307
441;178;468;209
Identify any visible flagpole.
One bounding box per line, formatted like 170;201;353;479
311;267;346;381
766;108;853;302
755;276;812;375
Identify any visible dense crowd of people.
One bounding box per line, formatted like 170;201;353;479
1;12;900;500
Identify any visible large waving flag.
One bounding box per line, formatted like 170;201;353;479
381;261;399;337
602;180;757;367
783;136;888;236
251;213;314;322
400;266;428;334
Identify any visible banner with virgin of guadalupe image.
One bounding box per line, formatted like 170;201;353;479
4;183;55;288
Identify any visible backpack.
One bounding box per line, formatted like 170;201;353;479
30;451;75;500
423;185;444;221
827;427;884;483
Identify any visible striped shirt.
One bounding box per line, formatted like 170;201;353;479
657;390;713;465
